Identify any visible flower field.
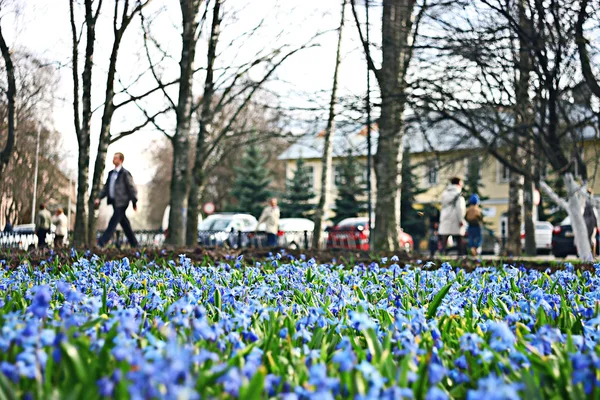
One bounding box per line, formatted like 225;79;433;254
0;254;599;399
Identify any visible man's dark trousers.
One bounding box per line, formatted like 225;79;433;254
37;229;49;249
98;206;138;247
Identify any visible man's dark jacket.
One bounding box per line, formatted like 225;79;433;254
99;168;138;208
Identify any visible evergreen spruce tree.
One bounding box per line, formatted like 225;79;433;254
332;149;367;225
463;155;489;201
280;157;316;218
400;145;427;240
230;144;272;218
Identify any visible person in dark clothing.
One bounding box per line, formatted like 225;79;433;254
583;188;598;257
35;203;52;249
3;221;13;233
95;152;139;248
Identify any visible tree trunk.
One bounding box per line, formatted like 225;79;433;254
370;0;414;252
564;174;593;260
541;174;592;260
75;139;90;246
73;0;99;246
0;26;16;181
523;172;536;255
313;0;346;249
167;0;202;246
168;136;192;246
506;169;523;257
187;0;220;247
87;3;141;245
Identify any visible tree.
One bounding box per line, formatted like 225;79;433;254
0;22;15;181
351;0;427;251
313;0;346;247
576;0;600;100
414;0;598;260
140;0;317;246
230;144;272;219
463;155;489;202
87;0;153;245
69;0;156;246
400;145;426;240
281;157;316;219
332;149;366;225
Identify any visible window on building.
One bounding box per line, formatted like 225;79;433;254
426;162;439;185
333;164;367;187
333;165;343;186
498;161;510;183
305;165;314;189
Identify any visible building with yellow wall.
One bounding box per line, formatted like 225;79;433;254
278;122;600;235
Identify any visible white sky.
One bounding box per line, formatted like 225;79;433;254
6;0;379;184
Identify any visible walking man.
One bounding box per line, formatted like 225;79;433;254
53;208;68;248
94;152;139;248
438;177;466;255
35;203;52;249
257;198;280;247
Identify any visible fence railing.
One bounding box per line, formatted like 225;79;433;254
95;229;318;250
0;228;364;251
0;231;55;251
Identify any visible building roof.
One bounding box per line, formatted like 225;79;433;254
278;107;598;161
277;117;479;161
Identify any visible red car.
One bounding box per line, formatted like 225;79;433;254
326;217;413;253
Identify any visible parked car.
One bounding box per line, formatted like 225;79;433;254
255;218;315;249
446;228;501;255
552;217;600;258
326;217;414;253
552;217;576;258
197;213;257;248
520;221;554;253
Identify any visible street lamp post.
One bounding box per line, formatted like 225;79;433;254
31;127;41;223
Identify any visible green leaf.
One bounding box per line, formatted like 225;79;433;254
60;342;88;384
0;372;17;400
239;368;266;400
427;281;454;319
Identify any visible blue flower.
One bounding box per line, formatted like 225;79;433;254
429;363;447;384
487;322;516;352
28;285;52;318
426;387;448;400
467;374;522;400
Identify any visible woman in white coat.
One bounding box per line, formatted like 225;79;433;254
438;177;466;255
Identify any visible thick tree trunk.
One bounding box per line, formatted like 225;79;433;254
167;0;202;246
169;136;192;246
313;0;346;249
372;93;403;251
370;0;414;252
506;169;523;256
187;0;220;247
0;26;16;181
75;140;90;246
